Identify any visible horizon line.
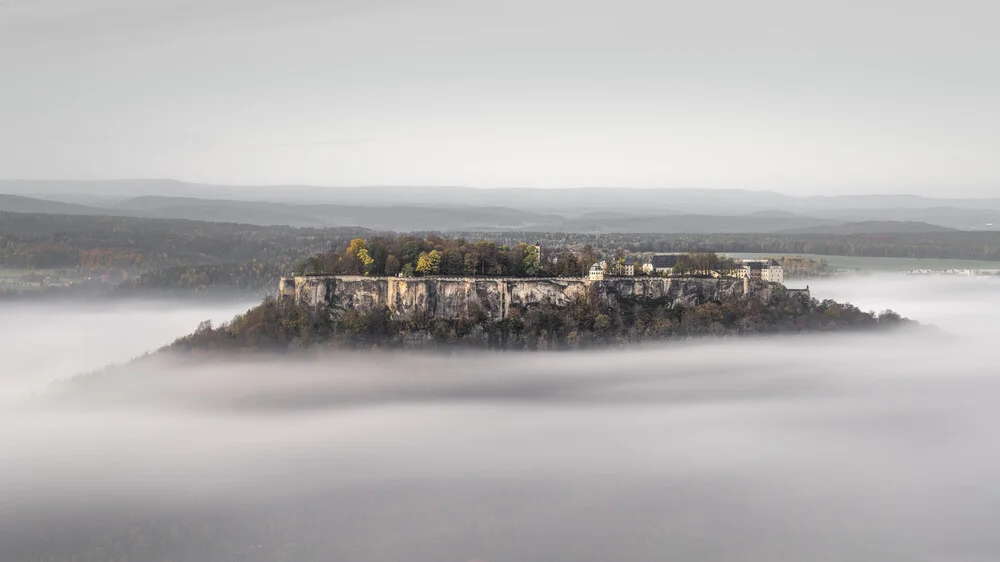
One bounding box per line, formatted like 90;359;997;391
2;178;999;200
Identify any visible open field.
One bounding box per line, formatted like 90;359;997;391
0;267;29;277
0;268;35;290
728;253;1000;273
0;267;91;292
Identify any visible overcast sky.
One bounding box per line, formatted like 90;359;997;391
2;0;998;195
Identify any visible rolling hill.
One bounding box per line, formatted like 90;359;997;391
3;182;999;233
0;194;108;216
780;221;957;235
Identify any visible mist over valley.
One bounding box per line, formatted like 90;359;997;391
5;0;1000;557
3;275;1000;561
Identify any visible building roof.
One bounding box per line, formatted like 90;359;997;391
741;258;781;268
589;263;603;271
649;254;681;269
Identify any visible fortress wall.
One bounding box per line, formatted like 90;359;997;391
278;275;800;321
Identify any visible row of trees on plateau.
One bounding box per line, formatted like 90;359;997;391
299;237;759;280
670;253;740;276
448;231;1000;262
298;236;581;277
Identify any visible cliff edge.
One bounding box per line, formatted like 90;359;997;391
279;275;808;321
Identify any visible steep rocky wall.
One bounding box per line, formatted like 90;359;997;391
279;276;785;321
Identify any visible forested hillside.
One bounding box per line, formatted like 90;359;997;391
451;231;1000;262
2;211;998;299
172;284;909;353
0;213;368;297
0;212;365;269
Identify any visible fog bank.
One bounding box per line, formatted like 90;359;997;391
0;298;258;403
2;276;999;561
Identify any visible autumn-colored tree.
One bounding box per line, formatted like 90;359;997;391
594;313;611;331
357;248;374;274
415;250;441;275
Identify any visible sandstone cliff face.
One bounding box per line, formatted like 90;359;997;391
279;276;788;321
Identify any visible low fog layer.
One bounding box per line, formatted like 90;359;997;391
2;276;1000;561
0;299;259;403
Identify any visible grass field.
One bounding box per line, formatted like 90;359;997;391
0;267;90;291
0;267;31;283
727;253;1000;273
0;267;29;277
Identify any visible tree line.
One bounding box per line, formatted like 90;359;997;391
0;212;365;270
300;236;778;280
297;235;607;277
117;262;289;295
444;231;1000;262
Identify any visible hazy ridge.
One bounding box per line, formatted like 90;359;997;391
3;180;997;232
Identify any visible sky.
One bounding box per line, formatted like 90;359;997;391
1;0;998;195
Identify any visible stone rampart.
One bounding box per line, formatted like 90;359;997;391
278;275;799;321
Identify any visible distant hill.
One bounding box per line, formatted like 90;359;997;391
552;213;844;234
112;196;330;227
742;210;801;218
3;184;997;233
812;206;1000;230
4;180;1000;217
0;194;107;216
127;202;852;234
780;221;957;235
1;193;569;231
114;196;565;230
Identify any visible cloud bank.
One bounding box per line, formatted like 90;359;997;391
2;275;999;561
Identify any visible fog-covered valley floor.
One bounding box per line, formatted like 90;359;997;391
0;299;260;404
2;277;999;562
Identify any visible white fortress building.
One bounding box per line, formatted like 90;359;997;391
589;263;605;281
735;259;784;283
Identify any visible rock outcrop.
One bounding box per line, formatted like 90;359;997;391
279;276;801;321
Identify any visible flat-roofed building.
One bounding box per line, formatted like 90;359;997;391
735;259;784;283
